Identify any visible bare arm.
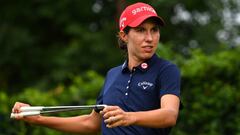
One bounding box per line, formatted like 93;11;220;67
35;110;101;133
130;94;180;128
101;94;180;128
12;102;101;134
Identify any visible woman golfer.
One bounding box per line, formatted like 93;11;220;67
12;2;181;135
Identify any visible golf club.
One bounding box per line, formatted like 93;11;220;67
10;104;107;119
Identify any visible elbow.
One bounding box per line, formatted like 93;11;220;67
165;116;177;127
163;111;178;127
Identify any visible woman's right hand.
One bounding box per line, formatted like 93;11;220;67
11;102;41;124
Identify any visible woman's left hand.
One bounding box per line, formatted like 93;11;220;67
100;106;136;128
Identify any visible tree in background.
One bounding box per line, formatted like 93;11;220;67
0;0;239;134
1;0;239;91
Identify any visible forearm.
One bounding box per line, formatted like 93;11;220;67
36;115;98;133
26;110;101;134
129;108;178;128
12;102;101;133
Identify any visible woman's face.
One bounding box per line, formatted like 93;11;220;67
123;19;160;62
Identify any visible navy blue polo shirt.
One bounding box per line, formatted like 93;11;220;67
96;54;181;135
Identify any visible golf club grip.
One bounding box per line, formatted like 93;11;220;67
10;111;41;119
20;106;44;112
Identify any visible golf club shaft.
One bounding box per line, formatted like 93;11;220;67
20;105;106;112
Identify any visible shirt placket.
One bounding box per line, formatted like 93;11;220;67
124;68;136;99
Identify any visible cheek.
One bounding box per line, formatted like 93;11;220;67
130;35;144;45
128;36;142;47
153;34;160;43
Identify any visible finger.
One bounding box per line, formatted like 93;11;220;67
104;114;122;124
102;106;119;118
102;106;119;113
104;116;117;124
12;102;30;113
106;116;123;128
106;121;121;128
103;109;121;119
15;114;24;120
12;102;22;113
99;109;109;115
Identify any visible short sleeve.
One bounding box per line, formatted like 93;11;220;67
159;64;181;97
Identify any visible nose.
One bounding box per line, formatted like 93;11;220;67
145;31;153;42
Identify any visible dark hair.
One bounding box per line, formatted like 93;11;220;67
117;26;130;52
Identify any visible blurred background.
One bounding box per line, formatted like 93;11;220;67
0;0;239;134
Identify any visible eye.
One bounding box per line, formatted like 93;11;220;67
135;27;145;32
151;26;159;32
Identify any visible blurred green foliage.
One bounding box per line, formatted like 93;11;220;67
172;47;240;135
0;0;240;135
1;70;104;135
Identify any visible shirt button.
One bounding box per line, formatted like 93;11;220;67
128;80;130;83
126;86;129;89
125;93;128;96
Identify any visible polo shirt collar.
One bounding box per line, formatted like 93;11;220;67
121;54;158;73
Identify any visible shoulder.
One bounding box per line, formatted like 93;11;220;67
108;65;122;73
154;57;180;73
106;65;122;77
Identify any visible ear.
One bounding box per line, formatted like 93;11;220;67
118;31;128;43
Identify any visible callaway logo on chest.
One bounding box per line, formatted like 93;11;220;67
137;81;154;90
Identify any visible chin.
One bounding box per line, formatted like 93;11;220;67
141;53;154;60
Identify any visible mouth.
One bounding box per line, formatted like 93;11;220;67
142;45;153;53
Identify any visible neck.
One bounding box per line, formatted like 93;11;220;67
128;56;144;71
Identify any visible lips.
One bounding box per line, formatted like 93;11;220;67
142;45;153;53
